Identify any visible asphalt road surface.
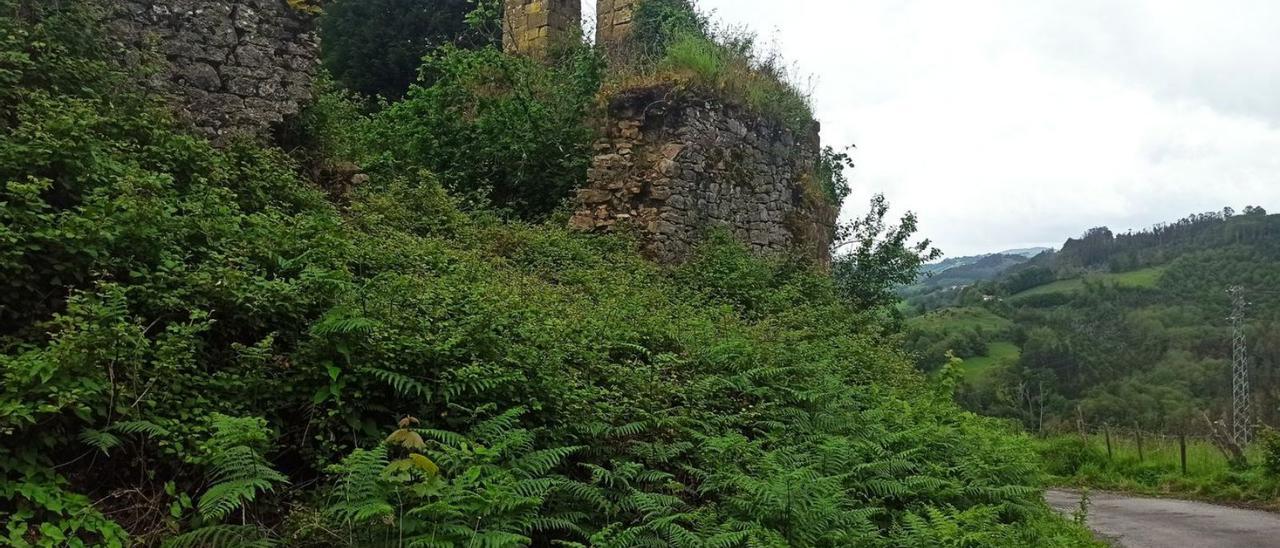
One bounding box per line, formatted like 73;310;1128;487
1046;489;1280;547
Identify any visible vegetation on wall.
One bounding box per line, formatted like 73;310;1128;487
608;0;817;134
814;146;855;207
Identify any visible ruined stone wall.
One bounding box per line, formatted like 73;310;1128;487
571;87;837;264
108;0;320;141
595;0;638;50
502;0;582;60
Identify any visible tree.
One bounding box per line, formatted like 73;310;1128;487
320;0;495;99
832;194;941;311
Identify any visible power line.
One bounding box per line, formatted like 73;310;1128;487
1228;286;1251;446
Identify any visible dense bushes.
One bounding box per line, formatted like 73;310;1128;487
351;45;603;219
319;0;494;99
0;3;1099;546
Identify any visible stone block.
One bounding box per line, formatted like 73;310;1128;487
176;62;221;91
108;0;320;142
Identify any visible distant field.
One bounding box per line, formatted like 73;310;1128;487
908;306;1013;334
961;341;1019;381
1012;267;1165;300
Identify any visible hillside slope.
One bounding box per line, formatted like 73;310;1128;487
908;209;1280;434
903;248;1051;311
0;3;1097;546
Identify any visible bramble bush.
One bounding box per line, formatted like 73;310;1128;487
0;2;1098;546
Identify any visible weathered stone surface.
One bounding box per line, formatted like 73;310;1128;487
571;87;838;265
596;0;638;57
108;0;320;142
503;0;582;60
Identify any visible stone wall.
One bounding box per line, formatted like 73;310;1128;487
502;0;582;60
108;0;320;141
571;87;837;264
595;0;638;52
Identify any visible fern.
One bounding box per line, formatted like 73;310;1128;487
515;446;583;476
111;419;170;437
78;428;122;455
163;525;277;548
326;412;591;546
311;308;380;337
363;366;433;398
191;415;287;527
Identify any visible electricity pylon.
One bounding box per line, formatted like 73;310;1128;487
1228;286;1251;445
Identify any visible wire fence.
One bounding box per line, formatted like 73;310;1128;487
1050;425;1260;475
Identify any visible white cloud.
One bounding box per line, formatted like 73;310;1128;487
669;0;1280;256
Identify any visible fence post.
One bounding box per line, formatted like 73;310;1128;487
1137;429;1144;463
1180;433;1188;475
1077;406;1087;443
1104;424;1113;460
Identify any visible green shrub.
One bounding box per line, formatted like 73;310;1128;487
356;45;604;219
631;0;709;58
814;146;855;207
1036;437;1107;477
1260;427;1280;477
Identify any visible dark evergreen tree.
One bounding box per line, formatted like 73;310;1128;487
320;0;493;99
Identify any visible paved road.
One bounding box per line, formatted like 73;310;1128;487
1046;489;1280;548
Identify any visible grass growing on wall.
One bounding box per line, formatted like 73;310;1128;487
603;0;816;133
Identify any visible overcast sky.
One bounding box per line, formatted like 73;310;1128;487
586;0;1280;257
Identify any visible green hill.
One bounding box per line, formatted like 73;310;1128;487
1010;266;1165;300
908;208;1280;436
901;251;1047;311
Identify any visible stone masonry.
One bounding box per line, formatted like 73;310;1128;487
595;0;639;52
570;87;837;264
108;0;320;141
502;0;582;60
501;0;636;59
498;1;837;263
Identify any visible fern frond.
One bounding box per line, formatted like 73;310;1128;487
363;367;433;398
111;419;171;437
468;407;527;443
514;446;582;476
312;310;380;336
198;478;280;522
420;428;470;448
196;416;288;523
79;428;122;455
163;525;276;548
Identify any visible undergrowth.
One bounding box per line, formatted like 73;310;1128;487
1035;435;1280;509
0;2;1098;546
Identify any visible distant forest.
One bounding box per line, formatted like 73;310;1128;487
904;207;1280;434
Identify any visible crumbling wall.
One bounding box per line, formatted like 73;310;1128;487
108;0;320;141
571;87;837;264
502;0;582;60
595;0;638;51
